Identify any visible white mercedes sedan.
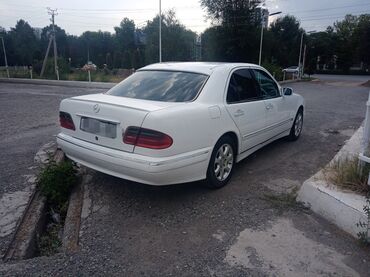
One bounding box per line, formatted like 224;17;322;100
57;62;304;188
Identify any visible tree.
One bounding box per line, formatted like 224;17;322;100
270;15;303;67
201;0;261;24
143;10;196;64
114;18;136;68
0;26;8;67
201;26;221;61
9;20;38;65
79;31;114;67
354;15;370;69
334;15;358;72
200;0;262;62
305;28;337;71
40;24;68;59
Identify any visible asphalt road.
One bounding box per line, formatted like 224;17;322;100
0;84;106;256
313;74;370;83
1;76;370;276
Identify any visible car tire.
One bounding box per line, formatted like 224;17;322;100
289;108;303;141
205;136;235;189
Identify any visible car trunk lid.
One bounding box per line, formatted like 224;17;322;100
60;93;181;153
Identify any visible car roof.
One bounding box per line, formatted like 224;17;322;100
139;62;262;75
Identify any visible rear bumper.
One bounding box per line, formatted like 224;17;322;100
57;133;211;186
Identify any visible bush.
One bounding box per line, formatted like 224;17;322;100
38;160;78;207
262;62;283;81
35;58;70;80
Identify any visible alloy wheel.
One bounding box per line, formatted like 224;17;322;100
214;143;234;181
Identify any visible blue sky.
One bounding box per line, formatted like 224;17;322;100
0;0;369;34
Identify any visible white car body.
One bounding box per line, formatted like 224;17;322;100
283;66;300;74
57;62;304;186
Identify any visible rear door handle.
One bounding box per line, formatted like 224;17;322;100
266;103;273;110
234;109;245;117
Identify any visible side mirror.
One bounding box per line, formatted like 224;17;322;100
283;87;293;96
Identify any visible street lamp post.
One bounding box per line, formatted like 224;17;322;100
298;30;316;78
259;11;281;66
298;32;304;78
159;0;162;63
258;24;264;66
0;37;9;78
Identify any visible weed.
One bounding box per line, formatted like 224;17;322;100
38;223;63;256
301;77;315;82
262;188;304;211
38;160;78;209
37;159;78;256
327;157;370;195
356;194;370;245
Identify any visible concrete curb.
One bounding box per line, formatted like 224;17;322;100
297;127;368;238
0;78;115;89
279;79;298;85
62;170;84;253
2;149;65;261
3;191;47;261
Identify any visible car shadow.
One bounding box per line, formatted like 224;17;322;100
88;136;295;203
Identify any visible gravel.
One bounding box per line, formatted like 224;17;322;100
1;77;370;276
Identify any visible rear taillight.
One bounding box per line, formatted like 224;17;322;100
123;126;173;149
59;111;75;131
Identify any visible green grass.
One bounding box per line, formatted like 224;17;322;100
38;223;63;256
37;159;79;256
0;69;125;83
301;77;316;81
38;160;78;208
66;71;124;82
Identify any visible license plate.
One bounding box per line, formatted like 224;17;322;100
80;117;117;139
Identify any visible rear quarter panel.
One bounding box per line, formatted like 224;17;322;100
134;102;240;158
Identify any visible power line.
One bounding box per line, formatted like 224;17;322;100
298;11;370;20
3;2;370;15
59;8;155;12
283;2;370;15
299;13;369;22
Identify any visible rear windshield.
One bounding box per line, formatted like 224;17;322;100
107;70;208;102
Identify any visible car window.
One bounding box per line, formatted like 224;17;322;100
226;69;261;104
252;69;280;99
107;70;208;102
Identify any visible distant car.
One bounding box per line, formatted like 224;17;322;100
57;62;304;188
283;66;300;74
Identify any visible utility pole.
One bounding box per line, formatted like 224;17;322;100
302;44;307;78
0;37;9;78
298;32;304;79
40;8;59;80
159;0;162;63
